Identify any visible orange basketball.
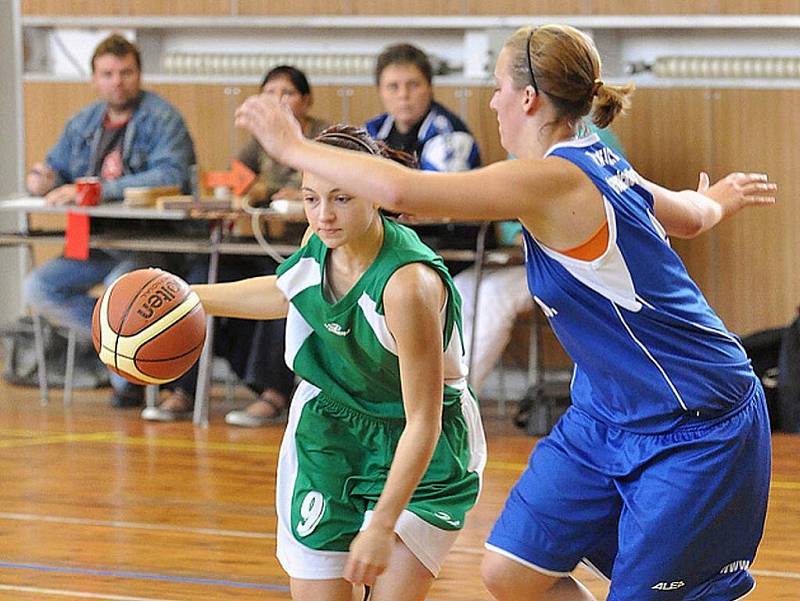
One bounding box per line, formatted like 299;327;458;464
92;268;207;385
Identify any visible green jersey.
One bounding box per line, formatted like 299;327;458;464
276;216;468;419
273;218;486;564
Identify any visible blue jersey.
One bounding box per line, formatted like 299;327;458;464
523;134;757;433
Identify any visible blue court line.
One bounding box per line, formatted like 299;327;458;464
0;561;453;600
0;561;290;592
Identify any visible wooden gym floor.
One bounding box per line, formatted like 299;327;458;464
0;381;798;601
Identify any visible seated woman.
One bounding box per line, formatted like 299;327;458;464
192;125;486;600
143;65;329;425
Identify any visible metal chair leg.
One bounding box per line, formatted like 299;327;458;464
63;328;76;405
31;312;49;406
145;384;158;408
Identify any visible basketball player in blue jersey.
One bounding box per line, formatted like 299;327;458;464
236;23;777;601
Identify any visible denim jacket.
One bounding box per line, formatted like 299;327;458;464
45;90;196;201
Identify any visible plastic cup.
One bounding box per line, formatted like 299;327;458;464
75;177;102;206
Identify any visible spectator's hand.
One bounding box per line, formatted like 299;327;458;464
26;163;56;196
270;186;302;201
343;525;393;586
699;171;776;218
234;94;304;164
44;184;78;206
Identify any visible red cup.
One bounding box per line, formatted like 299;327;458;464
75;177;102;206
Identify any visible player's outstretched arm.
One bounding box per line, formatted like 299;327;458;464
343;263;446;587
192;275;288;321
234;93;567;223
645;172;776;238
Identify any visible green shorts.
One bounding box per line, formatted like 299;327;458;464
275;380;486;579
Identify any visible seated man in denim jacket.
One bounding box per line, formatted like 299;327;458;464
24;33;196;408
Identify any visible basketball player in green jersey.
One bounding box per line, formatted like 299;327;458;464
192;125;487;601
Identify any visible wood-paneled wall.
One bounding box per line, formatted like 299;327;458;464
127;0;230;15
21;0;800;14
614;87;799;335
22;80;800;334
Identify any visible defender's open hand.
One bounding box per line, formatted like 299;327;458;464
699;171;777;218
234;94;304;165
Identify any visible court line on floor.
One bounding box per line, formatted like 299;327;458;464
2;511;798;584
0;431;279;454
751;569;800;580
0;561;290;592
0;432;113;449
0;583;181;601
0;562;449;601
0;512;275;540
1;429;798;489
447;545;800;582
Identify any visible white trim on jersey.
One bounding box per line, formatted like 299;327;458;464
544;133;600;156
611;303;689;411
284;303;314;369
733;582;757;601
357;292;397;354
685;318;749;356
275;381;349;580
647;209;670;243
533;198;643;312
459;388;488;476
276;257;321;300
484;544;573;577
580;557;611;583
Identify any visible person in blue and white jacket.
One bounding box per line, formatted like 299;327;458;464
366;43;480;174
366;43;486;257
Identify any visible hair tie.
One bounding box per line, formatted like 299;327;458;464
317;132;377;154
591;79;604;97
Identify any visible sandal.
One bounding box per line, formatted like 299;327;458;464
225;390;288;428
141;388;194;422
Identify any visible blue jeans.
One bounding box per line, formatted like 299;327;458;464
23;249;182;393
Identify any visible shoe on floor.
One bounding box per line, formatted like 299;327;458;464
141;388;193;422
225;392;287;428
110;382;145;408
141;406;193;422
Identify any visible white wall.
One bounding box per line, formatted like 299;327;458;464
0;1;25;327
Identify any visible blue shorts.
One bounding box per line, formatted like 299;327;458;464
486;384;771;601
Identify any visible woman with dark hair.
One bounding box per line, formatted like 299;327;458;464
191;125;486;600
144;66;329;426
239;65;329;204
235;24;776;601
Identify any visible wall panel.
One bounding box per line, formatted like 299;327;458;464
711;89;799;334
465;0;587;14
589;0;719;13
237;0;347;15
126;0;230;15
21;0;120;15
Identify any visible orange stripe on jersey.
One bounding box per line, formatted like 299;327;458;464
561;221;609;261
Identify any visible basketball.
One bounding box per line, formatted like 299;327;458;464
92;268;207;385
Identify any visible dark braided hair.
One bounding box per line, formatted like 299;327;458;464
316;124;418;169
